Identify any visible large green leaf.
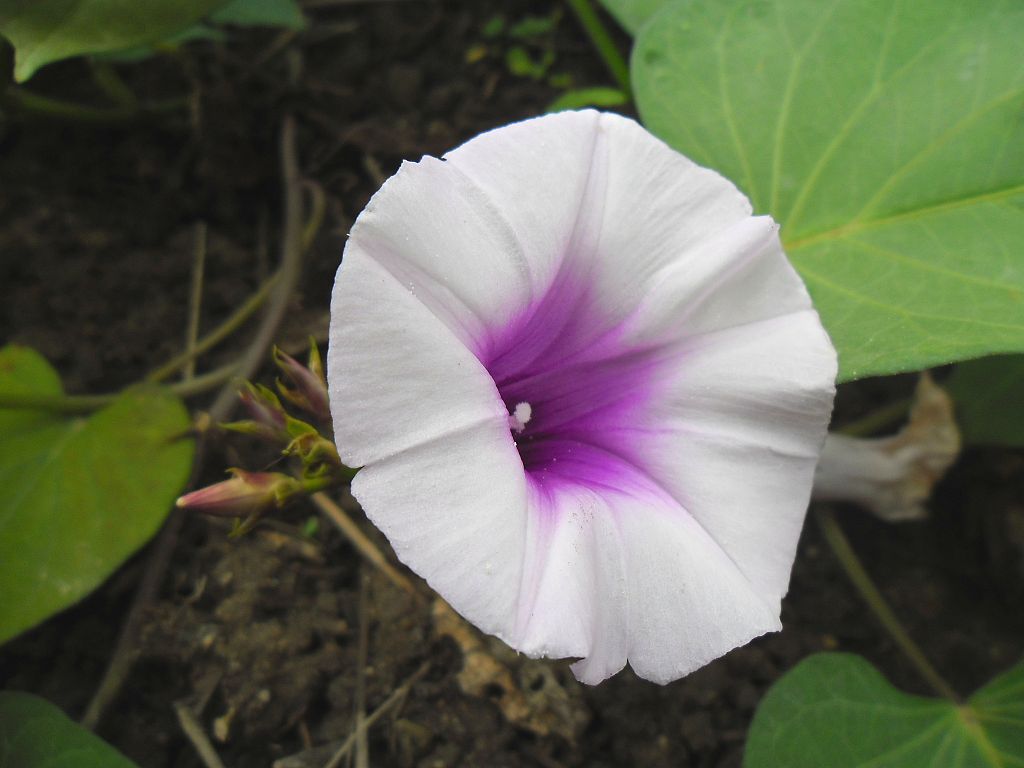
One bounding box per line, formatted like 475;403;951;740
947;355;1024;447
0;0;229;81
0;691;140;767
745;653;1024;768
634;0;1024;381
596;0;667;34
0;346;194;645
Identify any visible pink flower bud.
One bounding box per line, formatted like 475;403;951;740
175;469;298;518
235;384;290;441
273;346;331;423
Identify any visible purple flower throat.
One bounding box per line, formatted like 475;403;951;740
479;269;664;496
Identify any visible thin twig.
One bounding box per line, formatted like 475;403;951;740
1;364;240;415
147;176;322;387
174;701;228;768
3;85;186;121
322;662;431;768
815;507;961;702
184;222;208;381
145;273;280;383
312;492;421;598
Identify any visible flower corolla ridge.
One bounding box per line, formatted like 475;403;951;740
327;110;838;685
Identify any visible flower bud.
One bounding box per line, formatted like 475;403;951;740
223;384;292;445
175;469;300;518
273;345;330;423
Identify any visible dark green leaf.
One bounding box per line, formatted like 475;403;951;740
0;346;194;645
0;691;140;767
0;0;228;81
92;23;224;63
947;355;1024;446
634;0;1024;381
745;653;1024;768
210;0;305;29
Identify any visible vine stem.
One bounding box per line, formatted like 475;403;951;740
815;506;961;702
0;365;239;414
183;222;208;381
838;396;912;437
3;86;186;121
565;0;631;94
146;273;280;383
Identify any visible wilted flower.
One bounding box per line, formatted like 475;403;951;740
813;374;959;522
327;111;837;684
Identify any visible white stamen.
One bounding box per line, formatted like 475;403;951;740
508;401;532;433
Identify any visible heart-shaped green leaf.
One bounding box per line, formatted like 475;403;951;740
0;691;140;767
0;0;229;81
745;653;1024;768
634;0;1024;381
0;345;194;645
947;355;1024;447
596;0;667;34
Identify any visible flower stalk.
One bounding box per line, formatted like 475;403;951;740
565;0;631;93
815;506;961;702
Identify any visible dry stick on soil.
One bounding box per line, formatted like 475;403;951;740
81;113;311;730
174;701;229;768
312;492;422;599
320;662;432;768
354;571;371;768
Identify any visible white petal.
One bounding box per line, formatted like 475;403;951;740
327;247;506;468
513;482;628;675
613;496;782;684
351;418;528;640
443;110;603;296
347;153;534;355
579;113;754;323
448;111;755;331
639;311;837;611
628;216;807;344
515;480;781;685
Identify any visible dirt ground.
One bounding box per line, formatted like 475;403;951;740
1;2;1022;766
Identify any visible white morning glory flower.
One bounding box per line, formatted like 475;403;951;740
327;110;837;685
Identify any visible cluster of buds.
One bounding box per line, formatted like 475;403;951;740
177;340;353;534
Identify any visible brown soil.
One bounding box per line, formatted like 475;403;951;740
1;2;1022;766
